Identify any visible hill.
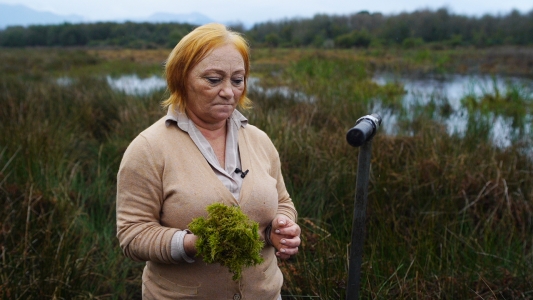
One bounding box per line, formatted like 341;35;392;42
0;3;215;28
0;3;84;28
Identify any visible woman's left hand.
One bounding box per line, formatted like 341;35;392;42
269;215;301;259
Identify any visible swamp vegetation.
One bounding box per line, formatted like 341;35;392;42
0;47;532;299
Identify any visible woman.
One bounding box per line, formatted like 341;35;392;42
116;23;301;300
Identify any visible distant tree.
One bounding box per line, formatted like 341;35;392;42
57;23;88;46
167;27;190;48
265;33;280;47
25;25;48;46
227;22;246;33
1;8;533;48
380;16;411;44
335;29;372;48
402;37;424;48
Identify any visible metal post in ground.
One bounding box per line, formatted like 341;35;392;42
345;113;382;300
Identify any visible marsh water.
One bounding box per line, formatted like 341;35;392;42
372;73;533;148
96;73;532;149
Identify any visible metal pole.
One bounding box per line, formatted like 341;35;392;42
346;140;372;300
345;113;381;300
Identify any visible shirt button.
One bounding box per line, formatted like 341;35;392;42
233;293;241;300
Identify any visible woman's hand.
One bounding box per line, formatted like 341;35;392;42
269;215;301;259
183;233;199;257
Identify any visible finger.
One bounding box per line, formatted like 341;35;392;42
276;252;291;260
280;236;301;248
272;217;291;230
277;246;299;256
274;225;300;237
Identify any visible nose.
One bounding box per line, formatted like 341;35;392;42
219;81;235;99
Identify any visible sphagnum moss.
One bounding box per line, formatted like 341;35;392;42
188;203;264;281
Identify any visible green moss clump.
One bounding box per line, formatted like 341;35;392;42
188;203;264;281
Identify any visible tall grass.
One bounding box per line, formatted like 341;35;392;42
0;49;163;298
1;48;532;299
248;53;533;299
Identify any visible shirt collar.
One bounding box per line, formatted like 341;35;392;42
165;107;248;132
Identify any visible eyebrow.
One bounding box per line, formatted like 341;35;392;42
201;68;246;75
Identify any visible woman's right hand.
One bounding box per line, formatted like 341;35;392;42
269;215;301;260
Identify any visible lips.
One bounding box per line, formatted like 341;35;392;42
212;103;235;106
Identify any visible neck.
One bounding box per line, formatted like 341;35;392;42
185;109;228;135
197;122;226;142
188;115;227;169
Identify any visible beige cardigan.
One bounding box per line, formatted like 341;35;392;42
116;116;297;300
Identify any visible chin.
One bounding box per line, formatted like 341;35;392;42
215;106;235;115
210;111;233;122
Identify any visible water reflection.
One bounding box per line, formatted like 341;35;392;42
56;76;74;86
373;73;533;148
106;74;167;95
103;75;314;101
94;73;532;150
102;75;314;100
247;77;315;102
374;73;532;109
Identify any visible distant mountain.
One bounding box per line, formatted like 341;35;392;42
0;4;217;29
0;3;84;28
143;12;215;25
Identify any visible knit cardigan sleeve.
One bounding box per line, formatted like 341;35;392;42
271;146;297;222
116;134;179;264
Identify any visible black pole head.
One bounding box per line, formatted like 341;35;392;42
346;113;382;147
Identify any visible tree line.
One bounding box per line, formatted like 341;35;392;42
0;22;195;48
1;8;532;48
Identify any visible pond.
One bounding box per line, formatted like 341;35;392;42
372;73;533;148
100;73;532;150
373;73;532;110
102;75;315;100
105;75;167;95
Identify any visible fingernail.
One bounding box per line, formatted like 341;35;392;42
281;239;286;244
275;229;280;234
280;248;286;253
279;220;285;225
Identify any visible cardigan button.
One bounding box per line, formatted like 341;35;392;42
233;293;241;300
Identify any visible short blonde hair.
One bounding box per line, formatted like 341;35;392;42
162;23;252;112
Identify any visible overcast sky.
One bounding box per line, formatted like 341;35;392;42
2;0;532;25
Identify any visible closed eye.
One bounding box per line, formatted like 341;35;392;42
205;77;222;84
232;78;244;86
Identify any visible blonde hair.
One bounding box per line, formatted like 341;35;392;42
162;23;251;112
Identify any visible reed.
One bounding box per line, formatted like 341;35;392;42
0;49;163;298
256;53;533;299
1;48;532;299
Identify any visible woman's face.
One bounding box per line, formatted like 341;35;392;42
185;44;245;129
